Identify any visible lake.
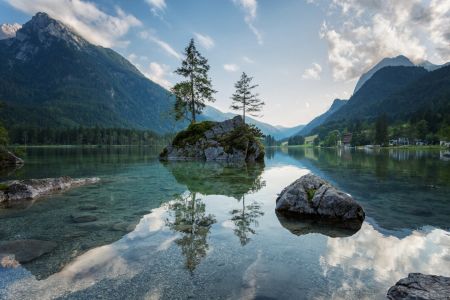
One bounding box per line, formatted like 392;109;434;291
1;146;450;300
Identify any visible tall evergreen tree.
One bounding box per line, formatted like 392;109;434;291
165;39;216;123
230;72;265;123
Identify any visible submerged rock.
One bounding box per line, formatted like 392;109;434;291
275;173;365;224
387;273;450;300
158;116;265;162
0;149;24;166
72;212;98;223
0;176;100;203
0;239;56;262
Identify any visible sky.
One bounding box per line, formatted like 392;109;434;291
0;0;449;127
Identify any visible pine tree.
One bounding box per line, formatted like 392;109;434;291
0;102;8;148
230;72;265;123
165;39;216;123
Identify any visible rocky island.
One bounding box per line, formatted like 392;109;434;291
158;116;265;161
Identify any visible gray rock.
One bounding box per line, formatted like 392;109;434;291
77;221;114;230
220;119;234;133
72;213;98;223
204;130;215;139
0;239;56;262
211;125;224;136
0;149;24;165
0;191;5;203
112;222;136;232
205;146;226;160
233;115;244;128
276;173;365;223
2;176;100;202
387;273;450;300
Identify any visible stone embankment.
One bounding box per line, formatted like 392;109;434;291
275;173;365;229
0;176;100;203
158;115;265;161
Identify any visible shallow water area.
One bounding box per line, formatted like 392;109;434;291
1;146;450;299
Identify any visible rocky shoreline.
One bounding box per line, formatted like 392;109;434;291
0;149;24;166
0;176;100;203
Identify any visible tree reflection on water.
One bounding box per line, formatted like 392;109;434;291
230;195;264;246
164;192;217;277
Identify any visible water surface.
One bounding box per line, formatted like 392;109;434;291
1;146;450;299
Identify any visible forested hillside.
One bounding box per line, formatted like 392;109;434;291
309;65;450;139
0;13;189;133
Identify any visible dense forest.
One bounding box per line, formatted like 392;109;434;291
5;124;175;146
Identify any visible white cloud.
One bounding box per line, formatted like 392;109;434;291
139;30;183;60
128;53;137;62
302;63;322;80
143;62;172;90
243;56;255;63
232;0;263;45
145;0;166;11
320;0;450;81
4;0;142;48
224;64;240;71
305;102;310;107
194;33;215;50
140;56;148;61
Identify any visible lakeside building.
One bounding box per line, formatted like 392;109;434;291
342;134;352;146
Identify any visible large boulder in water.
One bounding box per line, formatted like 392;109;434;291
0;149;24;165
0;239;57;263
275;174;365;225
387;273;450;300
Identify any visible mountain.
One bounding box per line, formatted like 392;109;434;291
294;99;348;137
325;66;428;124
0;23;21;40
202;106;286;140
309;64;450;137
353;55;414;94
354;55;450;94
416;60;450;71
275;124;306;137
0;12;193;133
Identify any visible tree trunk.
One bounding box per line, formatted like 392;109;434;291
191;77;195;123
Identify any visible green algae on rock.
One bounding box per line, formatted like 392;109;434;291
158;116;265;161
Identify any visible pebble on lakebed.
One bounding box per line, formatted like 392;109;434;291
275;173;365;230
0;176;100;203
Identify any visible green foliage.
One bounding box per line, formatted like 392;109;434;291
313;137;320;146
322;130;339;147
165;38;216;123
288;135;305;146
306;189;317;201
219;123;265;155
172;121;214;148
230;72;265;123
12;146;26;157
440;126;450;142
0;183;8;190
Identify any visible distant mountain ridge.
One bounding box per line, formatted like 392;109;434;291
202;106;286;140
275;124;306;137
295;99;348;137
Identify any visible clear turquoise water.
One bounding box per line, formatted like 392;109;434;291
1;146;450;300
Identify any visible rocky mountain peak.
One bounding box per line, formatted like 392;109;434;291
7;12;90;61
0;23;21;40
